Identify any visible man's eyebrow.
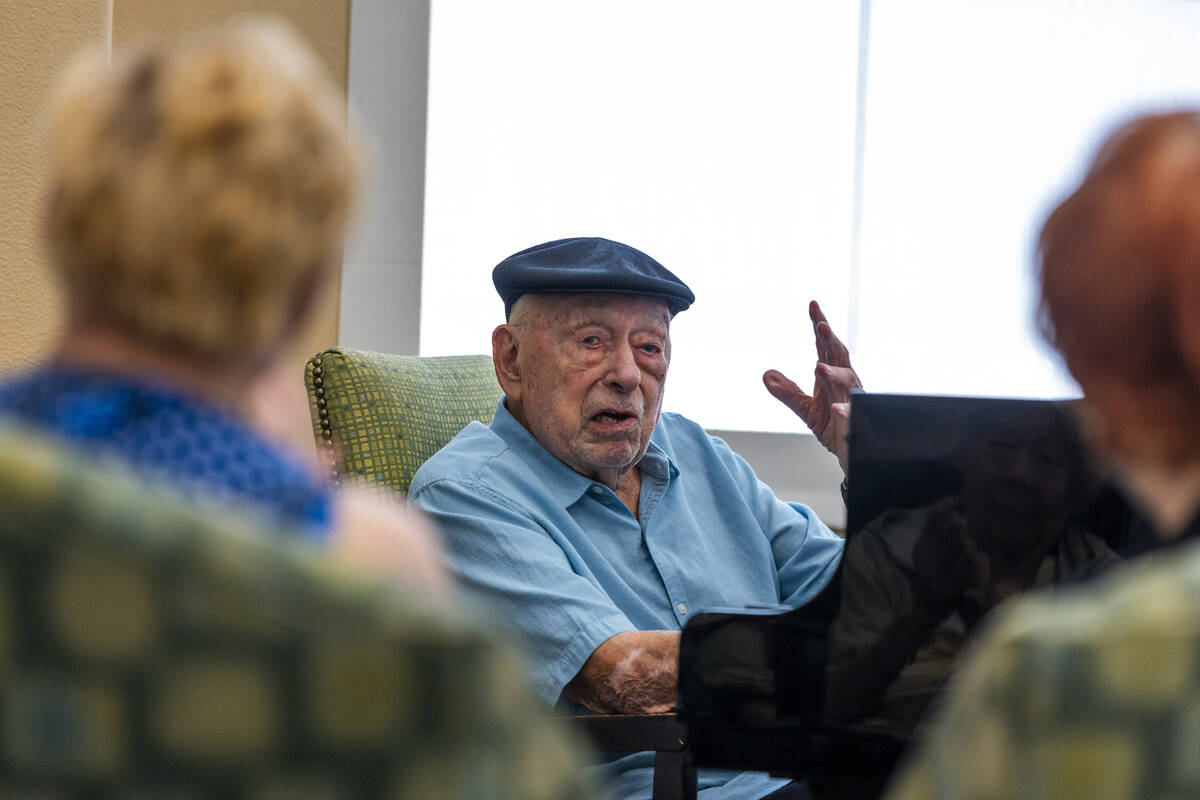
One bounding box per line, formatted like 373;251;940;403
634;315;670;334
561;316;610;330
561;318;668;335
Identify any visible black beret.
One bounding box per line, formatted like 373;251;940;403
493;237;695;319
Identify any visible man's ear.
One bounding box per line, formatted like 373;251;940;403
492;324;522;397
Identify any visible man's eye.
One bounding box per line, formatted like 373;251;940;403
640;344;662;355
581;336;600;346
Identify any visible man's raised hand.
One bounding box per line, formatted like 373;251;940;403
762;300;862;474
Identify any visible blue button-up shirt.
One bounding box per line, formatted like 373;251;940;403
412;397;844;703
411;398;843;799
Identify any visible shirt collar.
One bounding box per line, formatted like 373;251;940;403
490;396;679;508
643;426;679;482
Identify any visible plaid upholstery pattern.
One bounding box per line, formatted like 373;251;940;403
0;425;600;799
306;349;502;496
887;542;1200;800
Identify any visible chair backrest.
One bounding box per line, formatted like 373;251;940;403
306;348;502;495
0;424;595;797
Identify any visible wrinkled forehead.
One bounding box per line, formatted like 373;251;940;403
516;293;672;331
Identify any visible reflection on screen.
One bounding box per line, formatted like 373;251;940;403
679;394;1165;761
828;396;1125;732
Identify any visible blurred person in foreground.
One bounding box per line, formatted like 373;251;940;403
887;110;1200;799
0;19;441;592
0;20;602;800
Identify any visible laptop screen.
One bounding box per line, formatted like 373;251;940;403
679;393;1155;776
678;393;1163;781
828;392;1130;732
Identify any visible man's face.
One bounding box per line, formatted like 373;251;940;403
961;411;1074;549
506;294;671;483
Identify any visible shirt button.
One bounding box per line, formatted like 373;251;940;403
677;603;687;615
591;485;604;495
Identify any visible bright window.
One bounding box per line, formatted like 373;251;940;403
421;0;1200;432
855;0;1200;399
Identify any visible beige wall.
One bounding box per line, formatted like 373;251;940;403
0;0;111;370
112;1;349;89
0;0;351;374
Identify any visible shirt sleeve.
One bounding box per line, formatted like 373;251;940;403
412;477;634;705
706;433;844;607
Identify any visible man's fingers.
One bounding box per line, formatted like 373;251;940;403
816;321;853;367
815;364;861;404
810;302;836;362
810;300;853;367
763;369;815;420
808;299;830;329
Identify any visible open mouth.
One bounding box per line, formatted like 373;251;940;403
591;410;637;425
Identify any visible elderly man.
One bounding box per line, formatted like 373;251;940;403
886;110;1200;800
410;237;857;799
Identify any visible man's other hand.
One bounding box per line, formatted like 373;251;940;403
763;300;862;474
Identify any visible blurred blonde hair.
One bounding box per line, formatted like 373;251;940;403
46;19;360;360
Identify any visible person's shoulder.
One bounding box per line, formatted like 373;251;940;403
852;504;931;554
984;540;1200;661
895;542;1200;800
655;411;761;481
0;366;60;414
0;368;36;395
409;420;512;492
654;410;725;451
662;410;705;434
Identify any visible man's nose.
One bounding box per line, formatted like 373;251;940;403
605;344;642;391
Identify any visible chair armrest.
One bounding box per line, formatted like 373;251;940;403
569;712;688;752
563;713;697;800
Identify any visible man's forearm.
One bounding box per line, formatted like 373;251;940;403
564;630;680;714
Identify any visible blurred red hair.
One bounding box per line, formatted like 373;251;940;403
1038;111;1200;463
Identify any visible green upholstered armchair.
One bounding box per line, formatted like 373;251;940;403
306;347;502;496
304;347;698;800
0;424;597;798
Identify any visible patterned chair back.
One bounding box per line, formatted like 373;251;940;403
306;348;502;495
0;424;594;797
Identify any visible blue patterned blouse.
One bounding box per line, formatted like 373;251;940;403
0;365;330;537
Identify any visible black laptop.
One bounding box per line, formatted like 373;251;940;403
679;392;1139;789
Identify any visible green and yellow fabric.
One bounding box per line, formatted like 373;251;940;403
306;348;502;496
0;424;600;799
887;541;1200;800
